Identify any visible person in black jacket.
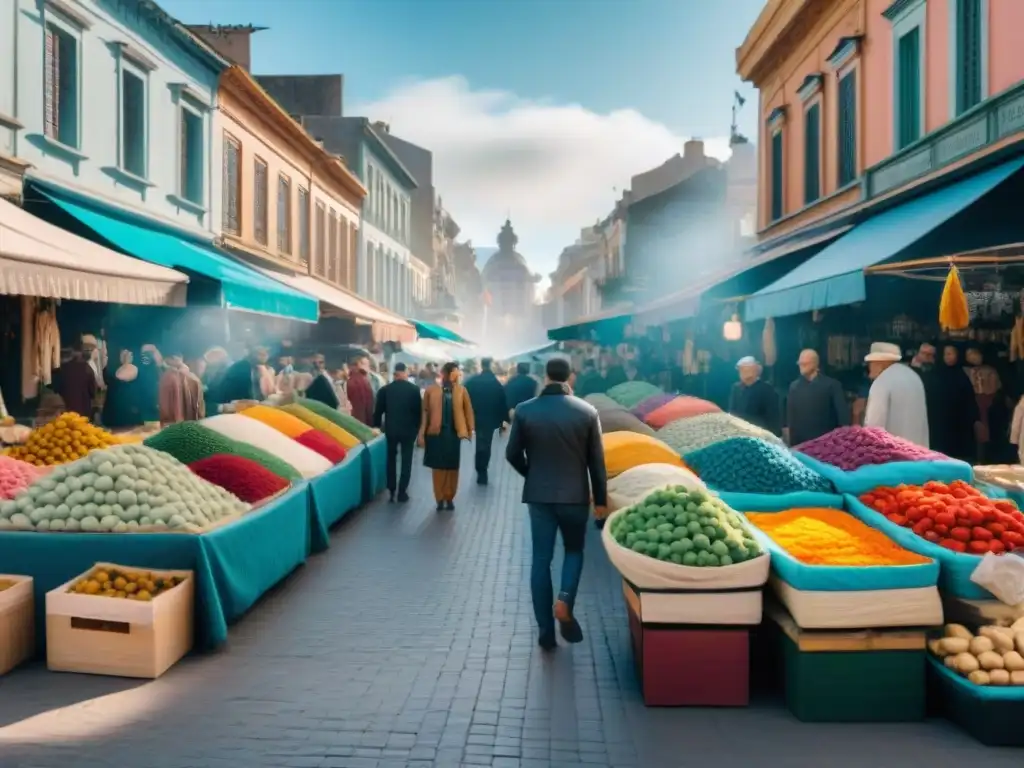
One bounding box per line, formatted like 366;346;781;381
464;357;507;485
373;362;422;502
505;357;607;650
728;356;782;436
504;362;539;419
573;359;605;398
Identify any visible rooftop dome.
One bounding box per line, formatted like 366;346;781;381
481;219;531;282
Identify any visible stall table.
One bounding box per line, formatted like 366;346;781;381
366;435;388;503
307;449;365;548
0;484;311;654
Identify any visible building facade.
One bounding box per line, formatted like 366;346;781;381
215;65;364;289
3;0;226;236
300;116;418;317
738;0;1024;245
547;226;603;328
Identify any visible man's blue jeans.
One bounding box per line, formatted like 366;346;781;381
527;503;589;635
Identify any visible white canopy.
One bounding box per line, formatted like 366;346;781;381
0;197;187;305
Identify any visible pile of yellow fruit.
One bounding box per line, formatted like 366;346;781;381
4;413;118;466
69;567;185;601
0;578;17;592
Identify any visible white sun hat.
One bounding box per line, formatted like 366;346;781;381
864;342;903;363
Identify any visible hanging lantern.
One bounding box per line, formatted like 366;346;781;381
723;313;743;341
939;265;970;331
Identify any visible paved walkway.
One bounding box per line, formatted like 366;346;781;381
1;437;1021;767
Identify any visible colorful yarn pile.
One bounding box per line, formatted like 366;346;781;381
684;437;832;495
144;421;301;481
297;398;376;442
795;426;946;471
295;430;347;464
278;403;359;449
188;455;290;503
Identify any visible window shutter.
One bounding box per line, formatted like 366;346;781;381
803;104;821;205
44;28;58;138
898;28;921;150
838;71;857;186
956;0;983;114
771;131;784;221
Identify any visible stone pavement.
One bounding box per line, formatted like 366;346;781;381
1;437;1021;768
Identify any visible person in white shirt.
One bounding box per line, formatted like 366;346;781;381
863;342;929;447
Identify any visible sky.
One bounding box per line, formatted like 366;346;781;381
159;0;767;278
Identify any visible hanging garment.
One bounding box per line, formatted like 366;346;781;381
34;304;61;388
158;365;205;424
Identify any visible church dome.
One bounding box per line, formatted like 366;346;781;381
481;220;532;283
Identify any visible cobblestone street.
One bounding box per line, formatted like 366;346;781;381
1;438;1021;767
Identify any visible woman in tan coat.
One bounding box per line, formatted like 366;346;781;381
418;361;475;510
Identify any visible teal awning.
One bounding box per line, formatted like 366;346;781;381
744;157;1024;322
547;307;632;343
411;319;472;345
37;190;319;322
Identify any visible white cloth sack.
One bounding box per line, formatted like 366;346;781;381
970;551;1024;606
601;506;771;591
606;463;707;512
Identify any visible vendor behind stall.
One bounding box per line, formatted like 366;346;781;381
786;349;848;446
728;356;781;436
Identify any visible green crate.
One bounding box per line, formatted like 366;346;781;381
766;605;927;723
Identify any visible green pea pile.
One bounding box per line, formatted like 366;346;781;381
609;486;763;567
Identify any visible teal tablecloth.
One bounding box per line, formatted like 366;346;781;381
366;435;388;503
308;452;364;540
0;484;311;654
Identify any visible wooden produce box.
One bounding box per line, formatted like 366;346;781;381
0;575;34;675
926;658;1024;747
766;602;928;723
46;563;194;679
624;579;750;707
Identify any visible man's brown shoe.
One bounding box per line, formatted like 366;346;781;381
554;599;583;643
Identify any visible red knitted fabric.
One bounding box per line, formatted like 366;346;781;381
294;430;347;464
188;454;290;503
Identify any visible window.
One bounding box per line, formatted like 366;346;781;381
953;0;984;115
222;133;241;234
888;0;926;152
253;157;268;245
328;208;338;282
179;105;204;205
43;23;79;147
803;103;821;205
120;65;147;177
298;187;310;264
315;202;326;276
277;174;292;255
837;70;857;186
770;130;784;222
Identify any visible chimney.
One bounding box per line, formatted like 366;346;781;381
186;24;266;72
683;138;706;160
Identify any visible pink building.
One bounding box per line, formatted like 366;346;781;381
738;0;1024;249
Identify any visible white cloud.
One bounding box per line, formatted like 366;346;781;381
350;77;731;279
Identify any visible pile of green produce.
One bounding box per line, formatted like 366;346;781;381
605;381;662;409
144;421;301;481
0;445;248;532
583;394;624;411
609;486;763;566
297;398;376;442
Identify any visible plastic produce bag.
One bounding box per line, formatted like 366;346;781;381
970;551;1024;606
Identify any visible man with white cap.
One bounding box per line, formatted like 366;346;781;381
863;342;929;447
728;356;781;436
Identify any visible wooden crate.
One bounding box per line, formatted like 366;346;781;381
0;574;34;675
624;580;750;707
46;563;194;679
766;602;928;722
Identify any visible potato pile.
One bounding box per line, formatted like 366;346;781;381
930;620;1024;685
68;566;185;601
4;413;118;466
